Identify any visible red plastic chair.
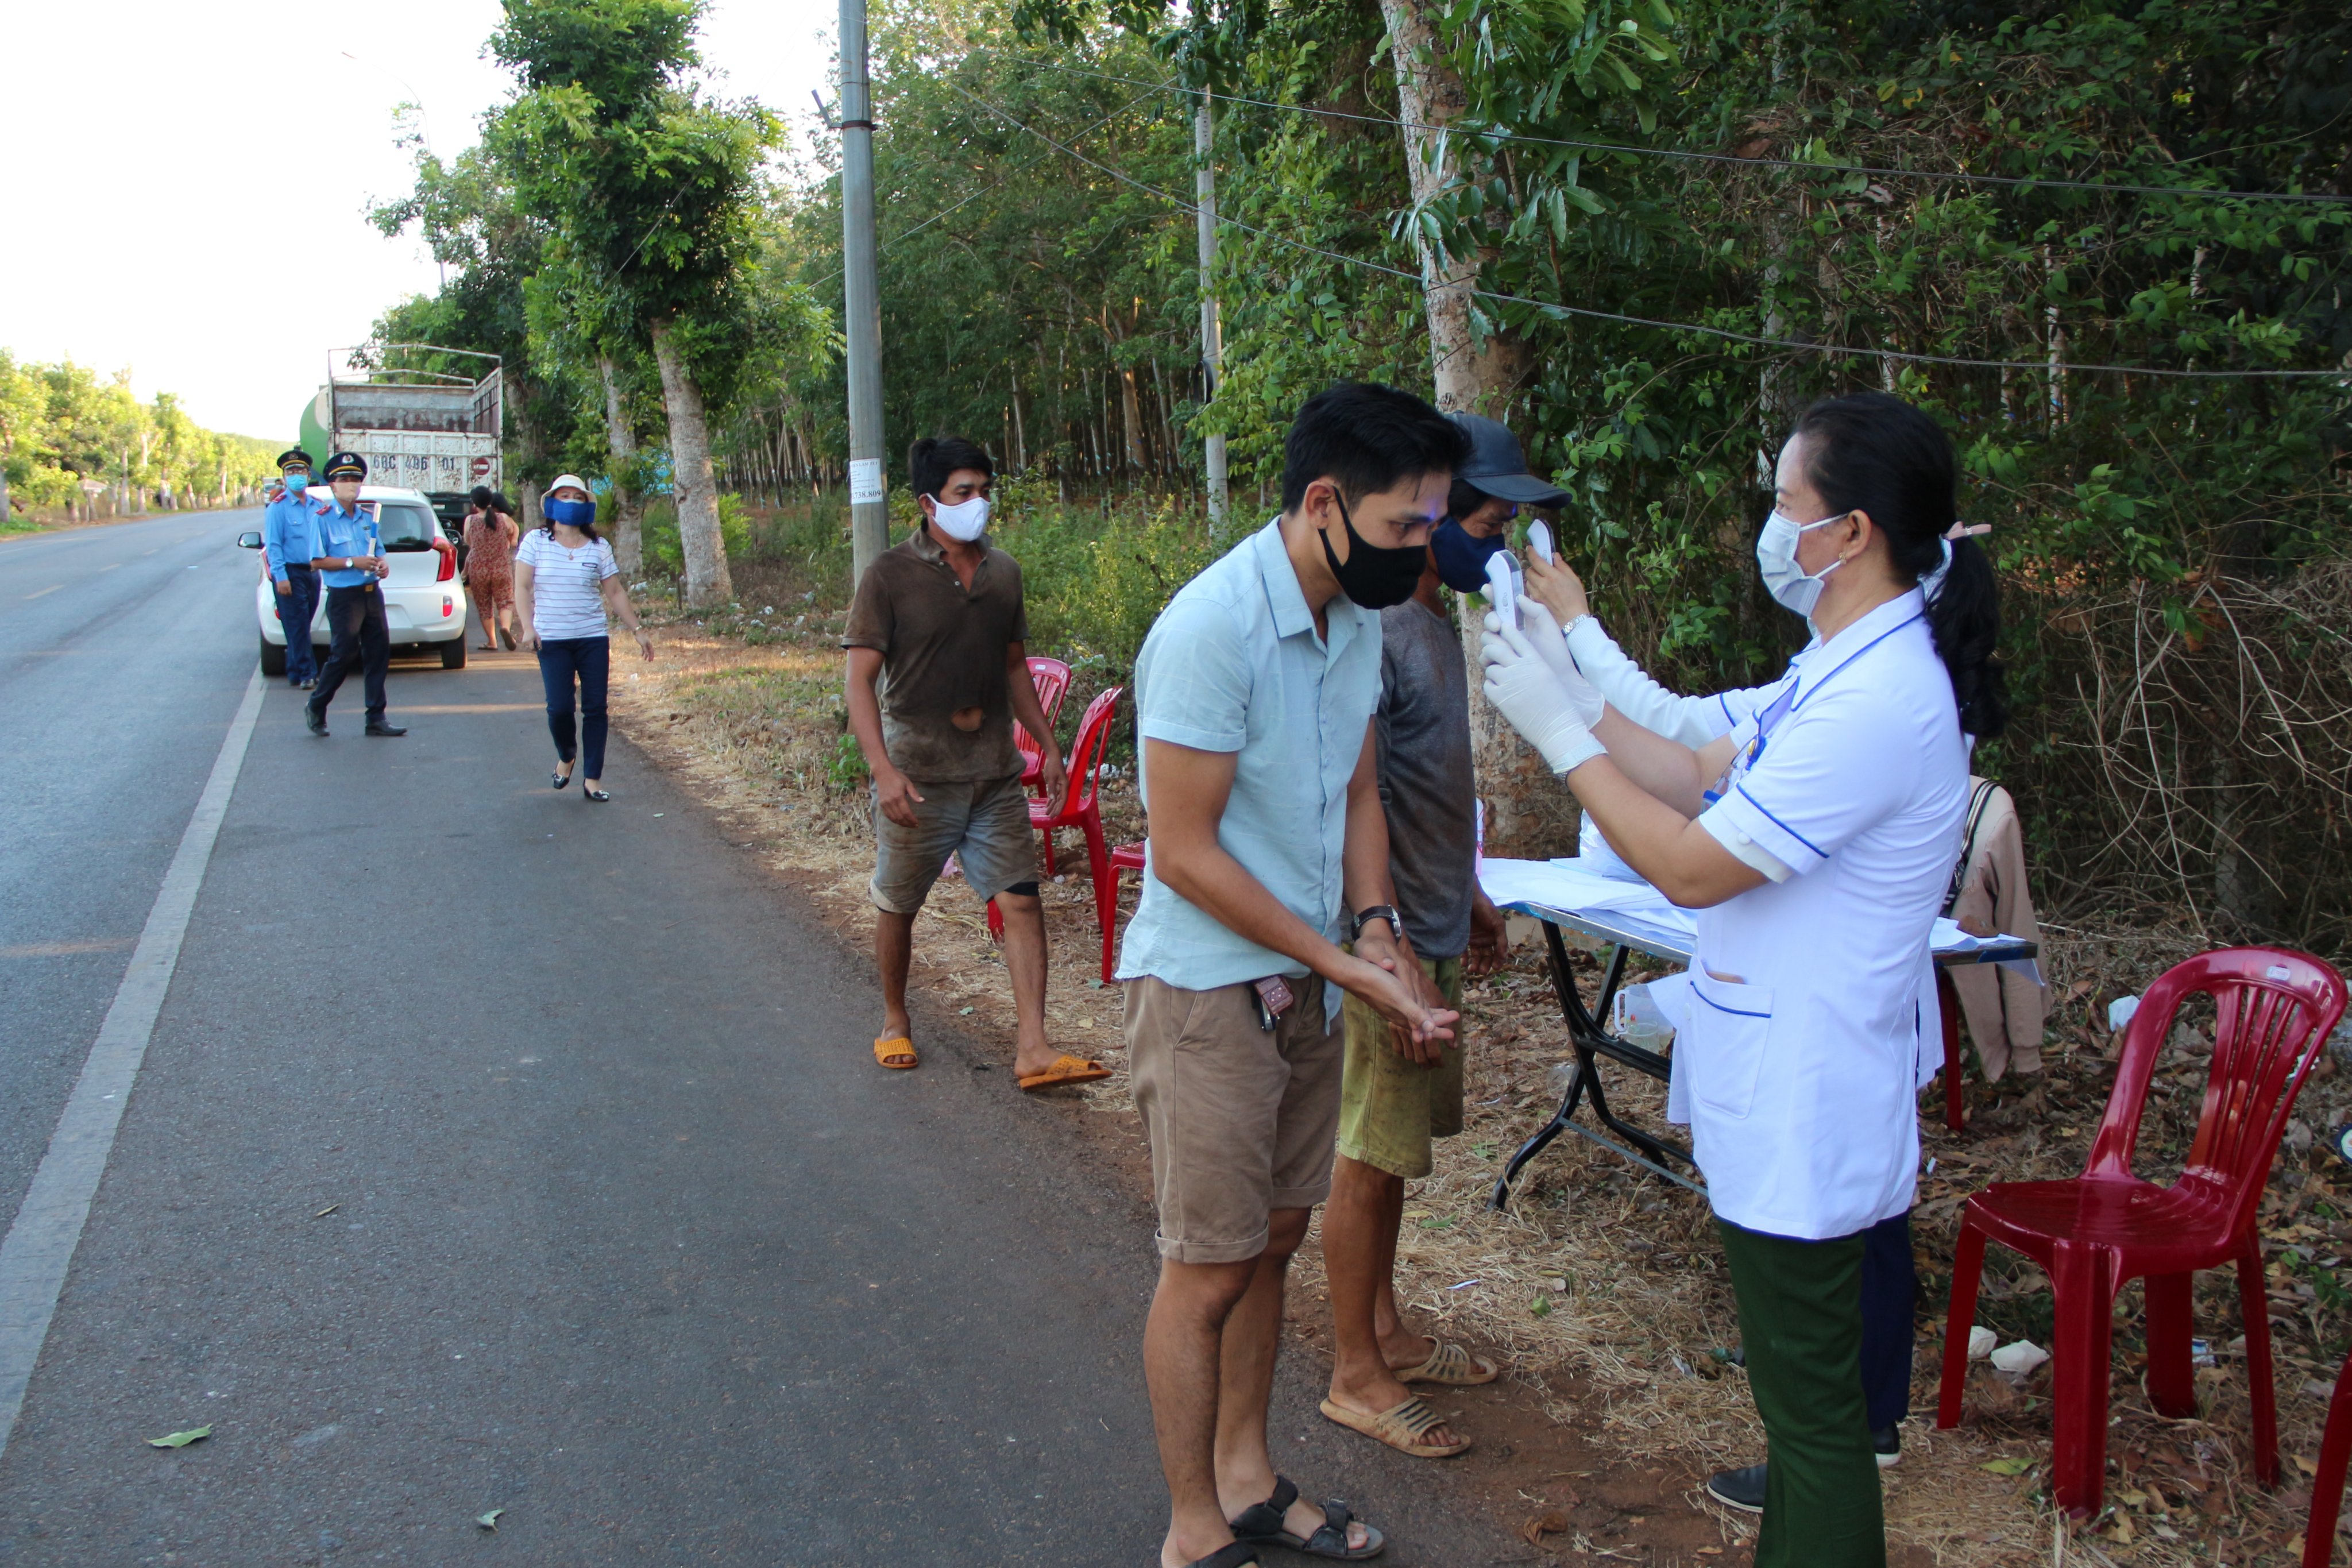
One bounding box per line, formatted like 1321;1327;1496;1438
1936;947;2348;1517
986;686;1126;982
1015;656;1072;800
2307;1355;2352;1566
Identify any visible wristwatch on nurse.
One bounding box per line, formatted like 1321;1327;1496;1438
1350;905;1402;941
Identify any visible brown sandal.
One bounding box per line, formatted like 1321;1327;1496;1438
873;1036;917;1069
1392;1339;1499;1387
1318;1395;1470;1458
1018;1053;1111;1091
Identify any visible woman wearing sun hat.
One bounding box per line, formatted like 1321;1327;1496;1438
513;474;654;801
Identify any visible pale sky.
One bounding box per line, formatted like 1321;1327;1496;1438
1;0;839;441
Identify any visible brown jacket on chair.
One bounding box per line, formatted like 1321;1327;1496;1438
1945;778;2046;1079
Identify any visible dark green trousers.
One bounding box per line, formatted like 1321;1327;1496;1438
1717;1218;1885;1568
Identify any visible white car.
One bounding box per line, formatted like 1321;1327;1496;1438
239;484;469;675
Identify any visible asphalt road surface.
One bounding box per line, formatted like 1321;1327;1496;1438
0;512;1523;1565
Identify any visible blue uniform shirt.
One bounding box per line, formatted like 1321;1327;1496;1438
314;500;383;590
261;492;324;583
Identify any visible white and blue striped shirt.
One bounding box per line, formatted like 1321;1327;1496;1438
517;530;617;640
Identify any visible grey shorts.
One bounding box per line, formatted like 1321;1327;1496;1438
1123;973;1344;1264
869;772;1037;913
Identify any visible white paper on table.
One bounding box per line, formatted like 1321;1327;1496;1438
1931;916;2044;984
1477;856;1698;940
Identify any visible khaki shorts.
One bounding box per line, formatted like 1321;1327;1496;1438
1337;953;1465;1180
869;772;1037;913
1124;973;1344;1264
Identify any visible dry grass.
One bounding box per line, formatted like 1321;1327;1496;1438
616;605;2352;1568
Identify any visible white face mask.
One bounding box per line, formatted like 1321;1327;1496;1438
1754;508;1851;619
928;494;990;542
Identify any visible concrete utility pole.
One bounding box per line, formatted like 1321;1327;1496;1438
839;0;888;584
1194;101;1228;528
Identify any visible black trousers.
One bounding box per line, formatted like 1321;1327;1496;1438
311;584;389;721
1859;1210;1917;1430
274;566;320;682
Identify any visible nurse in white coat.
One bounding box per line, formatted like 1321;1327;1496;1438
1521;504;1996;1508
1479;392;2007;1568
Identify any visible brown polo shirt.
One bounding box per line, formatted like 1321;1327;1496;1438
842;526;1029;782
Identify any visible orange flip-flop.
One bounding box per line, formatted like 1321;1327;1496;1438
1017;1053;1111;1092
874;1036;917;1069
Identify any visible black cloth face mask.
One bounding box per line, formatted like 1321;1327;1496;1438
1319;491;1428;609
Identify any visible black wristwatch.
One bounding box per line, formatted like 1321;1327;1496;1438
1351;905;1401;940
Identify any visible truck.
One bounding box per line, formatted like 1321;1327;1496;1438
299;345;503;538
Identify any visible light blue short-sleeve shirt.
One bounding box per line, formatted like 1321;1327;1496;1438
1115;519;1384;991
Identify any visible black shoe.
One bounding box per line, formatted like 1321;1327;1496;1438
552;769;571;790
583;787;611;802
1705;1463;1766;1514
1873;1423;1901;1468
365;721;407;737
301;677;316;690
304;706;328;737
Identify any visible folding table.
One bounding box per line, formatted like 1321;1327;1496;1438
1486;897;2039;1210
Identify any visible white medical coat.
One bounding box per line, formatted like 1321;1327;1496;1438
1673;591;1967;1241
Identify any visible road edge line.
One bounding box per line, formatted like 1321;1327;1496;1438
0;663;265;1461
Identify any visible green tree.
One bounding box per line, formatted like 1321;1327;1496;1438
491;0;784;604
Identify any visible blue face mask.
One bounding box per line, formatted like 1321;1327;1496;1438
545;496;596;528
283;472;309;493
1428;517;1509;593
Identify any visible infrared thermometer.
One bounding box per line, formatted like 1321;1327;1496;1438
1527;517;1554;565
1485;549;1518;631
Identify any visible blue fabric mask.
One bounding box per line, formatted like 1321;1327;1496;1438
1428;517;1508;593
545;497;596;528
283;472;309;493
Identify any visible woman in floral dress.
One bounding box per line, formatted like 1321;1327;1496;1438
463;486;521;650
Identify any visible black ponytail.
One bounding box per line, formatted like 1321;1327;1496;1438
1793;392;2009;739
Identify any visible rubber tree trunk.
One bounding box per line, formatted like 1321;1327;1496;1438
598;353;646;575
1381;0;1569;861
650;317;732;607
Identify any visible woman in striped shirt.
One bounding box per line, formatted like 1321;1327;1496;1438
514;475;654;802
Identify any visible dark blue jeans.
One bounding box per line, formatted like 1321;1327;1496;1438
311;584;388;721
275;567;319;682
538;636;609;778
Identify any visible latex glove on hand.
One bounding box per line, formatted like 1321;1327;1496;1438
1486;599;1604;726
1482;619;1607;775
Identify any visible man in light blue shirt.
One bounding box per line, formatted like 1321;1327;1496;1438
1115;383;1466;1568
261;447;325;687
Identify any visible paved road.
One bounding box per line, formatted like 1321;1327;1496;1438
0;515;1521;1565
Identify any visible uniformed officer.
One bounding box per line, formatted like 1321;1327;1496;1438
304;452;406;739
261;447;325;688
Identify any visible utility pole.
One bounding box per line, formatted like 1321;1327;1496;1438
1194;99;1227;528
839;0;888;583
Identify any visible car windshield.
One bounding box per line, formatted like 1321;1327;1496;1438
372;501;440;551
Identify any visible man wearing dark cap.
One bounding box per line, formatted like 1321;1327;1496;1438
262;447;325;688
1318;410;1568;1459
304;451;405;738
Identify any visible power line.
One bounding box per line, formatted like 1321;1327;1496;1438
943;79;2352;381
985;51;2352;210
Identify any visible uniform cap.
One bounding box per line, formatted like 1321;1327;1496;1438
1447;412;1569;507
322;451;368;481
277;447;315;472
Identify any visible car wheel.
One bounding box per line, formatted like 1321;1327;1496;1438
260;634;286;678
440;639;468;670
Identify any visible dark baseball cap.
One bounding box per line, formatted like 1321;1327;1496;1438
1449;412;1569;507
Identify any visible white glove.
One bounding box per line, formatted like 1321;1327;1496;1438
1482;620;1606;775
1562;613;1720;747
1494;598;1606;726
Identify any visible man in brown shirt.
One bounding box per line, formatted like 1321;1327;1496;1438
842;436;1107;1091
